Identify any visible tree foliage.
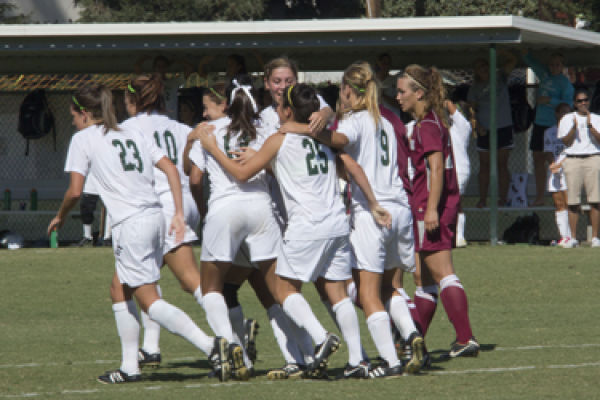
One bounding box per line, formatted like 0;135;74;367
0;2;31;24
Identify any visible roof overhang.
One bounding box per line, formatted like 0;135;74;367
1;15;599;73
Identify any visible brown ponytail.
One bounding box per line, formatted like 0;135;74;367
226;75;258;143
72;85;119;134
126;73;166;115
403;64;449;128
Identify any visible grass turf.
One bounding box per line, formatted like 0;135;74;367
1;244;598;399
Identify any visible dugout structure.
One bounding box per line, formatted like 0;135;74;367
1;15;600;243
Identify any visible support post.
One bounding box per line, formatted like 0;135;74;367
489;44;498;245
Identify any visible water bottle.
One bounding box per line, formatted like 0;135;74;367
50;229;58;248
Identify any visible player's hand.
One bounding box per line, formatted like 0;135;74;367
549;162;561;174
197;127;218;153
47;216;63;236
230;146;257;164
189;122;214;142
278;121;310;136
424;208;439;232
168;213;185;244
370;204;392;229
308;111;328;133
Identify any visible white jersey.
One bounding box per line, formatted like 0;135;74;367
188;116;270;207
272;133;349;240
449;109;471;178
121;113;192;196
337;110;409;211
557;112;600;155
64;124;164;226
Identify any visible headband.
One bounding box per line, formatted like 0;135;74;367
72;96;85;111
209;87;225;101
287;85;295;108
403;72;427;92
348;81;366;93
127;83;136;94
230;79;258;113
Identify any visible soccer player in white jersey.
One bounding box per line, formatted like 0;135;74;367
188;75;283;381
544;103;573;247
280;62;425;377
48;85;229;384
446;100;473;248
196;83;391;379
116;73;205;369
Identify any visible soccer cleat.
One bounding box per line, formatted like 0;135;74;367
73;237;93;247
307;332;341;378
244;319;259;363
455;238;468;248
449;337;480;358
340;361;370;379
97;369;141;384
267;363;306;380
559;237;579;248
591;237;600;248
368;361;404;379
229;343;250;381
208;337;230;382
138;348;161;368
404;332;425;374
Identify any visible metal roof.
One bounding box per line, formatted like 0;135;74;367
1;15;600;73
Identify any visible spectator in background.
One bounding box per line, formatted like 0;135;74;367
523;51;574;206
557;89;600;248
467;51;517;208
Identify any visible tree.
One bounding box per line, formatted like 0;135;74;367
74;0;266;22
0;1;30;24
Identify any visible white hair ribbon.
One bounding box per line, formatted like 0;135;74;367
230;79;258;113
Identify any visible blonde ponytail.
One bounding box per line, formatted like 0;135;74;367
341;61;380;122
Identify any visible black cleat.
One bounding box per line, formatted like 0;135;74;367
267;363;306;380
339;361;370;379
449;337;480;358
368;361;404;379
244;319;259;364
208;337;230;382
404;332;425;374
307;332;340;377
229;343;250;381
97;369;141;384
138;348;161;368
73;237;93;247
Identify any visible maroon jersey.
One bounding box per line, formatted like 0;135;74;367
408;110;460;219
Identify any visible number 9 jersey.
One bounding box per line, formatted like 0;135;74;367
64;124;165;226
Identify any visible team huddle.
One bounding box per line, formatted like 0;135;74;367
48;56;479;384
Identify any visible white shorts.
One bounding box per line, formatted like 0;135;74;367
456;172;470;196
232;243;257;269
276;235;352;283
350;206;415;274
201;196;280;263
159;190;199;254
547;170;567;193
112;210;164;288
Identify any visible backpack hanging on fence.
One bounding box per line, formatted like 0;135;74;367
18;89;56;156
508;83;534;134
502;213;540;245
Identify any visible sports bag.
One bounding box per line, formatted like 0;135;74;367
18;89;56;156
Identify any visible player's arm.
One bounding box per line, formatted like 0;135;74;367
48;172;85;235
308;106;334;133
156;157;185;243
338;153;391;229
424;151;443;232
560;115;577;147
188;165;207;219
182;130;196;176
199;128;282;182
278;121;349;150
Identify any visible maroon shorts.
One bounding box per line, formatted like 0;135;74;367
413;206;458;252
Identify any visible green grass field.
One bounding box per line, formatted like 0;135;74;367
2;244;599;399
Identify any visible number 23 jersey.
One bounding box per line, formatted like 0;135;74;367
65;124;165;226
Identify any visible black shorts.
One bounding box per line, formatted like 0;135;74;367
529;124;550;152
476;125;514;151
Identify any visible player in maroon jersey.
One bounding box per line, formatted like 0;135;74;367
396;64;479;358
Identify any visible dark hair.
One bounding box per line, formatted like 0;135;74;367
72;85;119;134
126;73;166;115
573;88;589;100
226;74;258;143
204;81;227;105
281;83;320;124
555;102;572;114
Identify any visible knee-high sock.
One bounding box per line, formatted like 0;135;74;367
113;301;140;375
140;285;162;355
397;287;423;335
282;293;327;345
555;210;571;239
414;285;438;336
333;298;363;366
386;295;418;340
267;304;306;365
193;286;204;310
229;305;253;368
323;299;368;361
366;311;399;367
439;275;473;343
456;212;466;241
147;299;213;355
202;292;235;343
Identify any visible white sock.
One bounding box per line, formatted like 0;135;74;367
366;311;399;367
456;212;466;241
282;293;327;345
287;315;316;366
112;301;140;376
556;210;572;239
346;281;358;304
147;299;213;356
229;305;253;368
83;224;92;239
332;297;363;366
202;292;235;343
140;285;162;355
267;304;305;365
386;295;417;340
193;286;204;309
